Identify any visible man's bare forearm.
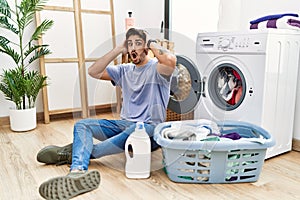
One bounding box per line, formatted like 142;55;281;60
88;45;125;80
148;41;176;76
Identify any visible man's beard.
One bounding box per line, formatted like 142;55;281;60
131;50;147;65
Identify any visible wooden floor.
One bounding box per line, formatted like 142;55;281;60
1;112;300;200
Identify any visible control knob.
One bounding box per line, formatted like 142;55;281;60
219;39;231;49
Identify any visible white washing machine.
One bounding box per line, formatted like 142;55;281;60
168;29;300;159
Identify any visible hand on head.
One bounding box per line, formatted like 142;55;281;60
121;40;128;55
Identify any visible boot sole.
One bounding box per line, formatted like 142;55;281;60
39;170;100;199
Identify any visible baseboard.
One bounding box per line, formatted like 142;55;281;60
292;138;300;152
0;105;114;126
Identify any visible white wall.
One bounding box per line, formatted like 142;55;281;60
169;0;220;64
218;0;242;32
170;0;220;40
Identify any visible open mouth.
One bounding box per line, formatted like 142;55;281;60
131;52;137;59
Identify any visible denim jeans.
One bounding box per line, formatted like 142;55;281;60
70;119;159;171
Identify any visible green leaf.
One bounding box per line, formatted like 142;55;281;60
24;70;48;108
0;16;19;34
17;0;48;33
32;0;49;12
0;44;21;65
28;47;51;64
21;0;42;13
0;35;10;47
0;67;25;109
24;44;48;57
31;19;54;41
0;0;11;18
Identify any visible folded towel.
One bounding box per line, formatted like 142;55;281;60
250;16;300;30
250;13;299;24
288;18;300;28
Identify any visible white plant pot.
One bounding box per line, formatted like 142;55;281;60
9;107;37;132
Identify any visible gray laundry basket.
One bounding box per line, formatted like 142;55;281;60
154;120;275;183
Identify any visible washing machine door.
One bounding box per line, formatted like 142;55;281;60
168;55;201;114
205;61;248;111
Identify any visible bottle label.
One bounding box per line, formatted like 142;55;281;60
126;18;135;30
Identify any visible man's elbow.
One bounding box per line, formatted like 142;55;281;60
88;68;95;78
88;68;100;79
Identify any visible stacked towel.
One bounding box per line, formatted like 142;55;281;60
250;13;300;30
287;18;300;28
250;13;298;24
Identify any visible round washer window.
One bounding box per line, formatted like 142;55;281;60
170;63;192;102
168;55;201;114
208;63;246;111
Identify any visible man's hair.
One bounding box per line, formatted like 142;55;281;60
126;28;147;42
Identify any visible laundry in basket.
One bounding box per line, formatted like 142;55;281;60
154;120;275;183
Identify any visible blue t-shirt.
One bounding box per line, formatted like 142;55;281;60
106;58;171;125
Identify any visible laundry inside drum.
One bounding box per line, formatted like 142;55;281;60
170;63;192;101
209;64;246;111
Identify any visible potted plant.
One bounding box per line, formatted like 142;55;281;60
0;0;53;131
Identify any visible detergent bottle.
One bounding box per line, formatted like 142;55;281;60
125;122;151;179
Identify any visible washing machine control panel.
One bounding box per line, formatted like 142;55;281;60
218;36;251;51
197;33;267;53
